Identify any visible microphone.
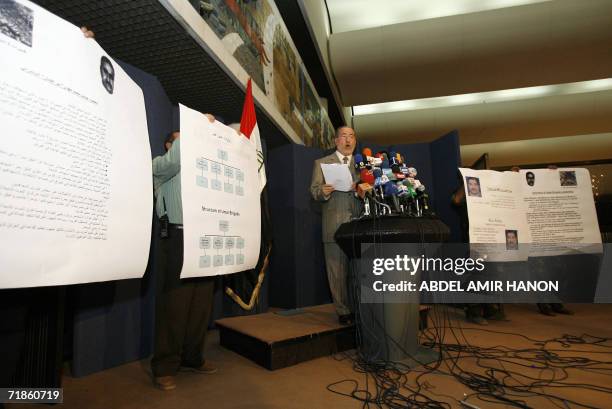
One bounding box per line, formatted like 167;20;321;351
393;167;405;179
362;147;372;157
383;182;398;196
402;179;417;197
389;151;399;167
357;182;373;198
354;154;366;170
382;167;396;181
383;182;401;213
360;169;375;185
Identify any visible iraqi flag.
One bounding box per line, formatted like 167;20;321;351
240;78;266;193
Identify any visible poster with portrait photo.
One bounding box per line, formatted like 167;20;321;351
0;0;152;288
459;168;531;262
459;168;602;262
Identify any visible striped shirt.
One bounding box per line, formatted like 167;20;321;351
153;139;183;224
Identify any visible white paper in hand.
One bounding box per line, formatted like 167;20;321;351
321;163;353;192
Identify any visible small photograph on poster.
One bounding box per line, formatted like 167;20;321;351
560;170;577;186
505;229;519;250
99;55;115;94
525;171;535;186
465;176;482;197
0;0;34;47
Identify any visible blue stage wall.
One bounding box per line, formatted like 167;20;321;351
267;144;330;309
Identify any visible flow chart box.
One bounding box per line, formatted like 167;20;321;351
199;255;211;268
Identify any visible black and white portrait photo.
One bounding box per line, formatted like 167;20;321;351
0;0;34;47
560;170;577;187
505;229;519;250
100;55;115;94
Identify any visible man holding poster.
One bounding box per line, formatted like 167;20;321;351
151;116;218;391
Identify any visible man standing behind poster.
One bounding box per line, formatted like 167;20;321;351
310;126;361;324
151;118;218;391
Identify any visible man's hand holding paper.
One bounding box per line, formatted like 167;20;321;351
320;163;353;192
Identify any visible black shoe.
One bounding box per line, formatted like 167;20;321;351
339;314;354;325
551;303;574;315
537;303;555;316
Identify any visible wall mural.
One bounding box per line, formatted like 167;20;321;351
191;0;336;148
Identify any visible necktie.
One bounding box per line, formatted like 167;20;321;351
343;156;348;164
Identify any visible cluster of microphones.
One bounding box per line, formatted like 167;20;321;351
354;148;431;217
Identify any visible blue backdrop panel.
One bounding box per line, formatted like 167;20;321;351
267;144;330;309
430;130;462;242
71;61;173;377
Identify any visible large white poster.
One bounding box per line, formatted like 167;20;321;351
179;104;261;278
0;0;152;288
460;168;602;261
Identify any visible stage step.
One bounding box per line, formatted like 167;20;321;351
216;304;431;370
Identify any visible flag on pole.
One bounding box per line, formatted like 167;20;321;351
240;78;266;193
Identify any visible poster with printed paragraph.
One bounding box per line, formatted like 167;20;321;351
179;104;261;278
460;168;602;261
0;0;152;288
519;168;602;256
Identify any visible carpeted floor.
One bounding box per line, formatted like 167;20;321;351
8;304;612;409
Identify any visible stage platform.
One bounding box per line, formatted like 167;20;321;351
215;304;354;370
215;304;431;370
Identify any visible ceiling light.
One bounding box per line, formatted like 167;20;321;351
352;78;612;116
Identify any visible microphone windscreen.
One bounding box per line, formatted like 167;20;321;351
389;152;398;166
360;169;375;184
357;183;373;197
354;154;363;167
383;183;398;196
362;148;372;157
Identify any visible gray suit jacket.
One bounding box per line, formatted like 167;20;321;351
310;152;361;243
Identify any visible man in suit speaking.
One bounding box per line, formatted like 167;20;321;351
310;126;361;324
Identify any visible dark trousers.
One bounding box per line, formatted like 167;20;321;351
151;227;215;377
0;289;29;387
323;242;352;316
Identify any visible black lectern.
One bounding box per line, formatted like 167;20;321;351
335;216;450;365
